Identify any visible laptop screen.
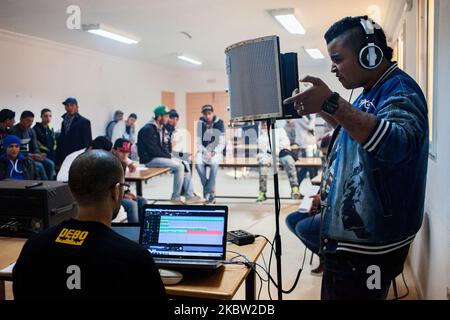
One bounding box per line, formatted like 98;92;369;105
111;223;141;243
140;205;228;260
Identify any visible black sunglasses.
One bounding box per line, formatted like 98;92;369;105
110;182;130;194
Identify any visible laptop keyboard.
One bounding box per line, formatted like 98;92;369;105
155;258;219;264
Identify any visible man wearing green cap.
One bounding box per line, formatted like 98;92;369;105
137;105;185;204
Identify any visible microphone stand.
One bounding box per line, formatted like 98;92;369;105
267;118;283;300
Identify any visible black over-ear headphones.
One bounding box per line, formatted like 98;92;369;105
359;16;384;69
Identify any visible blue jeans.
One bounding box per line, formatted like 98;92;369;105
321;245;409;300
181;161;195;198
285;211;321;254
321;267;390;300
145;157;184;199
34;157;55;180
195;152;221;196
121;196;147;223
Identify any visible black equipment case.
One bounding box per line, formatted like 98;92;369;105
0;180;77;237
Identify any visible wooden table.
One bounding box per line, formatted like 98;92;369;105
125;167;170;196
0;237;267;300
166;237;268;300
0;237;25;300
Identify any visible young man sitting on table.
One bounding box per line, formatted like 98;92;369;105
165;109;202;203
138;105;200;204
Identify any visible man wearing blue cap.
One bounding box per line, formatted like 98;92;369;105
56;97;92;166
0;135;40;180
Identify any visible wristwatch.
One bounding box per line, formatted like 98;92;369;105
321;92;340;115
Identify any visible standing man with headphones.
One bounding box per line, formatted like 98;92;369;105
285;16;428;299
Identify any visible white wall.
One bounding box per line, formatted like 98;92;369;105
402;0;450;300
0;29;182;137
177;64;354;98
0;28;351;144
300;65;359;102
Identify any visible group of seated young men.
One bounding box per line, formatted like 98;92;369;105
137;104;226;205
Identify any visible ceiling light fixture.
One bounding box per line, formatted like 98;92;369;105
268;8;305;34
177;55;202;65
82;24;139;44
305;48;325;59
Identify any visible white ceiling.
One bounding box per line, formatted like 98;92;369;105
0;0;394;71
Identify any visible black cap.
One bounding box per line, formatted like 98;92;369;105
169;109;179;119
201;105;214;113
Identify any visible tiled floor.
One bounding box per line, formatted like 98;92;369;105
4;167;420;300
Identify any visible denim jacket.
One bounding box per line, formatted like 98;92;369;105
320;63;429;255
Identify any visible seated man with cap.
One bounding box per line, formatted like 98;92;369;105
0;135;40;180
195;105;226;204
165;109;202;203
137;105;185;204
112;138;147;222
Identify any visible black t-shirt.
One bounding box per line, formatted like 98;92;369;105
13;219;167;301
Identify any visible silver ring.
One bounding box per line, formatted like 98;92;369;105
299;102;305;112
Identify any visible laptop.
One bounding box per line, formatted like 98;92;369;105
111;222;141;243
140;204;228;269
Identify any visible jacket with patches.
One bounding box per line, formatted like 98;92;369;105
320;63;429;255
196;116;225;155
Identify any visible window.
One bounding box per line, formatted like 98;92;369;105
418;0;438;159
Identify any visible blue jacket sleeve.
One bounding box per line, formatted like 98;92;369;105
360;93;428;167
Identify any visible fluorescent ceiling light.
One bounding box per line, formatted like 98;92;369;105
82;24;139;44
177;55;202;65
305;48;324;59
269;9;305;34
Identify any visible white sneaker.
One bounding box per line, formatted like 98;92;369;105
185;195;203;204
170;197;185;205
